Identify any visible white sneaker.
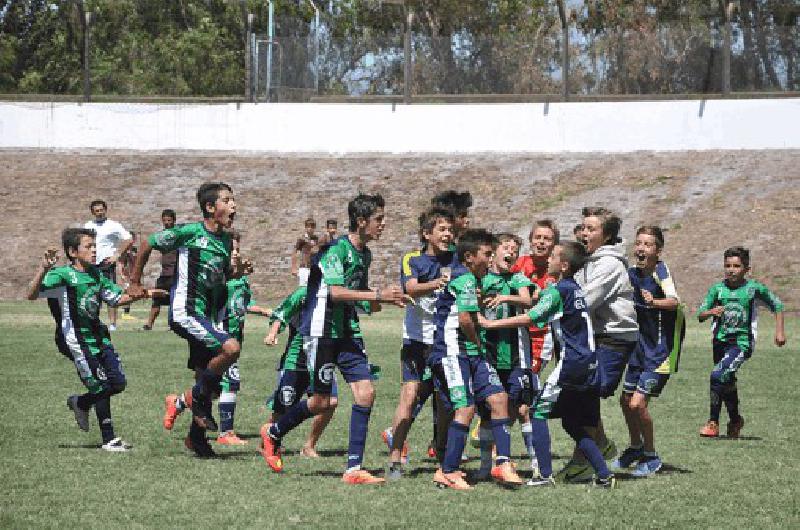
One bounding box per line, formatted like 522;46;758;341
108;324;117;332
67;395;90;432
101;437;132;452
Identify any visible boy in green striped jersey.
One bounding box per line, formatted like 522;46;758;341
263;285;338;457
475;233;534;478
129;182;244;458
697;246;785;438
28;228;158;451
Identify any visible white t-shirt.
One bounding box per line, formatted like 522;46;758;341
84;219;132;264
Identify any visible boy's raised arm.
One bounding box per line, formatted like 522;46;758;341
26;249;58;300
127;236;153;298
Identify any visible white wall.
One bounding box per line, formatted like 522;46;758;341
1;98;798;152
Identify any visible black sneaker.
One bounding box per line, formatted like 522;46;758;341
592;474;617;489
190;387;218;432
184;435;217;458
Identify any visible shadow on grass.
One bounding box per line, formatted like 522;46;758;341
58;443;101;449
615;463;693;480
715;435;763;441
298;467;386;478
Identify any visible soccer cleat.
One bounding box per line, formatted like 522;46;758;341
555;459;594;484
527;475;556;487
342;469;385;485
67;395;91;432
601;439;618;461
216;431;248;445
610;446;644;469
726;416;745;438
259;423;283;472
184;435;217;458
433;468;473;490
592;474;617;489
631;456;663;477
101;437;133;452
142;325;152;331
700;420;720;437
190;388;218;432
163;394;182;430
491;462;523;487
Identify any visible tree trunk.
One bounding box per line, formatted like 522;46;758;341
751;0;781;88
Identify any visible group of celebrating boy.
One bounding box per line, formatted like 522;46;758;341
28;182;786;490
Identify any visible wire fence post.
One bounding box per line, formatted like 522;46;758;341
722;1;734;95
246;13;254;101
557;0;569;102
403;3;413;105
83;10;92;102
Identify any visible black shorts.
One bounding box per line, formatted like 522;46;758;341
152;276;174;307
98;262;117;284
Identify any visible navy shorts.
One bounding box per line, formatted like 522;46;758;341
623;346;669;397
220;362;241;392
401;341;431;383
269;368;339;414
551;389;600;427
711;341;748;389
596;338;637;398
80;345;127;394
170;313;230;365
305;337;371;395
431;355;505;412
497;367;535;406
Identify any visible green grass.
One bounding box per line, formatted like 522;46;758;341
1;301;798;528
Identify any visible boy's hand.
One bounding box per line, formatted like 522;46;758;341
42;248;58;269
264;332;278;346
379;285;407;308
476;313;491;328
775;332;786;347
126;283;146;298
146;288;168;299
484;294;505;309
641;289;655;306
706;306;725;317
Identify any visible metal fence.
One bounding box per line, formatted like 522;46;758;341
2;3;798;102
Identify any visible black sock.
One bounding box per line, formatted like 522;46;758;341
95;397;115;444
709;387;723;422
723;387;740;422
189;418;206;441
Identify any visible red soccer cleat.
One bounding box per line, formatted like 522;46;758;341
699;420;720;437
163;393;181;430
259;423;283;472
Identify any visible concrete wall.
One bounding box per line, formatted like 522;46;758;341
1;98;798;152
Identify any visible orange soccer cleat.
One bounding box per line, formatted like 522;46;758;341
216;431;248;445
433;468;473;490
341;469;386;485
699;420;720;437
163;394;182;430
259;423;284;472
491;462;523;487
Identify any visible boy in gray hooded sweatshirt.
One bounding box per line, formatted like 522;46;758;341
555;206;639;483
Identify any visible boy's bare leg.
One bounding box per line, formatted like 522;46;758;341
631;392;654;452
388;381;419;462
302;399;337;457
620;393;643;447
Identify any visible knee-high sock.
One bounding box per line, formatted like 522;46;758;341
95;396;115;444
269;400;313;440
491;418;512;465
563;417;610;479
218;391;237;433
442;421;469;473
346;404;372;472
709;386;723;422
722;386;740;422
531;418;552;477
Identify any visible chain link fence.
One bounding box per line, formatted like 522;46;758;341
1;2;797;101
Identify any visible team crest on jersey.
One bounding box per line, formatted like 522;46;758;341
326;254;344;276
96;367;107;381
279;385;296;405
196;236;209;249
488;371;501;388
722;303;745;330
451;387;464;401
79;285;101;319
154;230;177;248
318;363;335;384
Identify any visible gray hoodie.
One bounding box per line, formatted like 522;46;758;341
576;240;639;342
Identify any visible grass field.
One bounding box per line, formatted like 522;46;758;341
0;301;797;528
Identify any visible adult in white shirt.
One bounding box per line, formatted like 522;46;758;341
85;199;133;330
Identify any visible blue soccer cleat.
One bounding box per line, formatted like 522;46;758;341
631;455;662;477
610;446;644;469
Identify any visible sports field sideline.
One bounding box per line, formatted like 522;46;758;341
0;301;796;528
